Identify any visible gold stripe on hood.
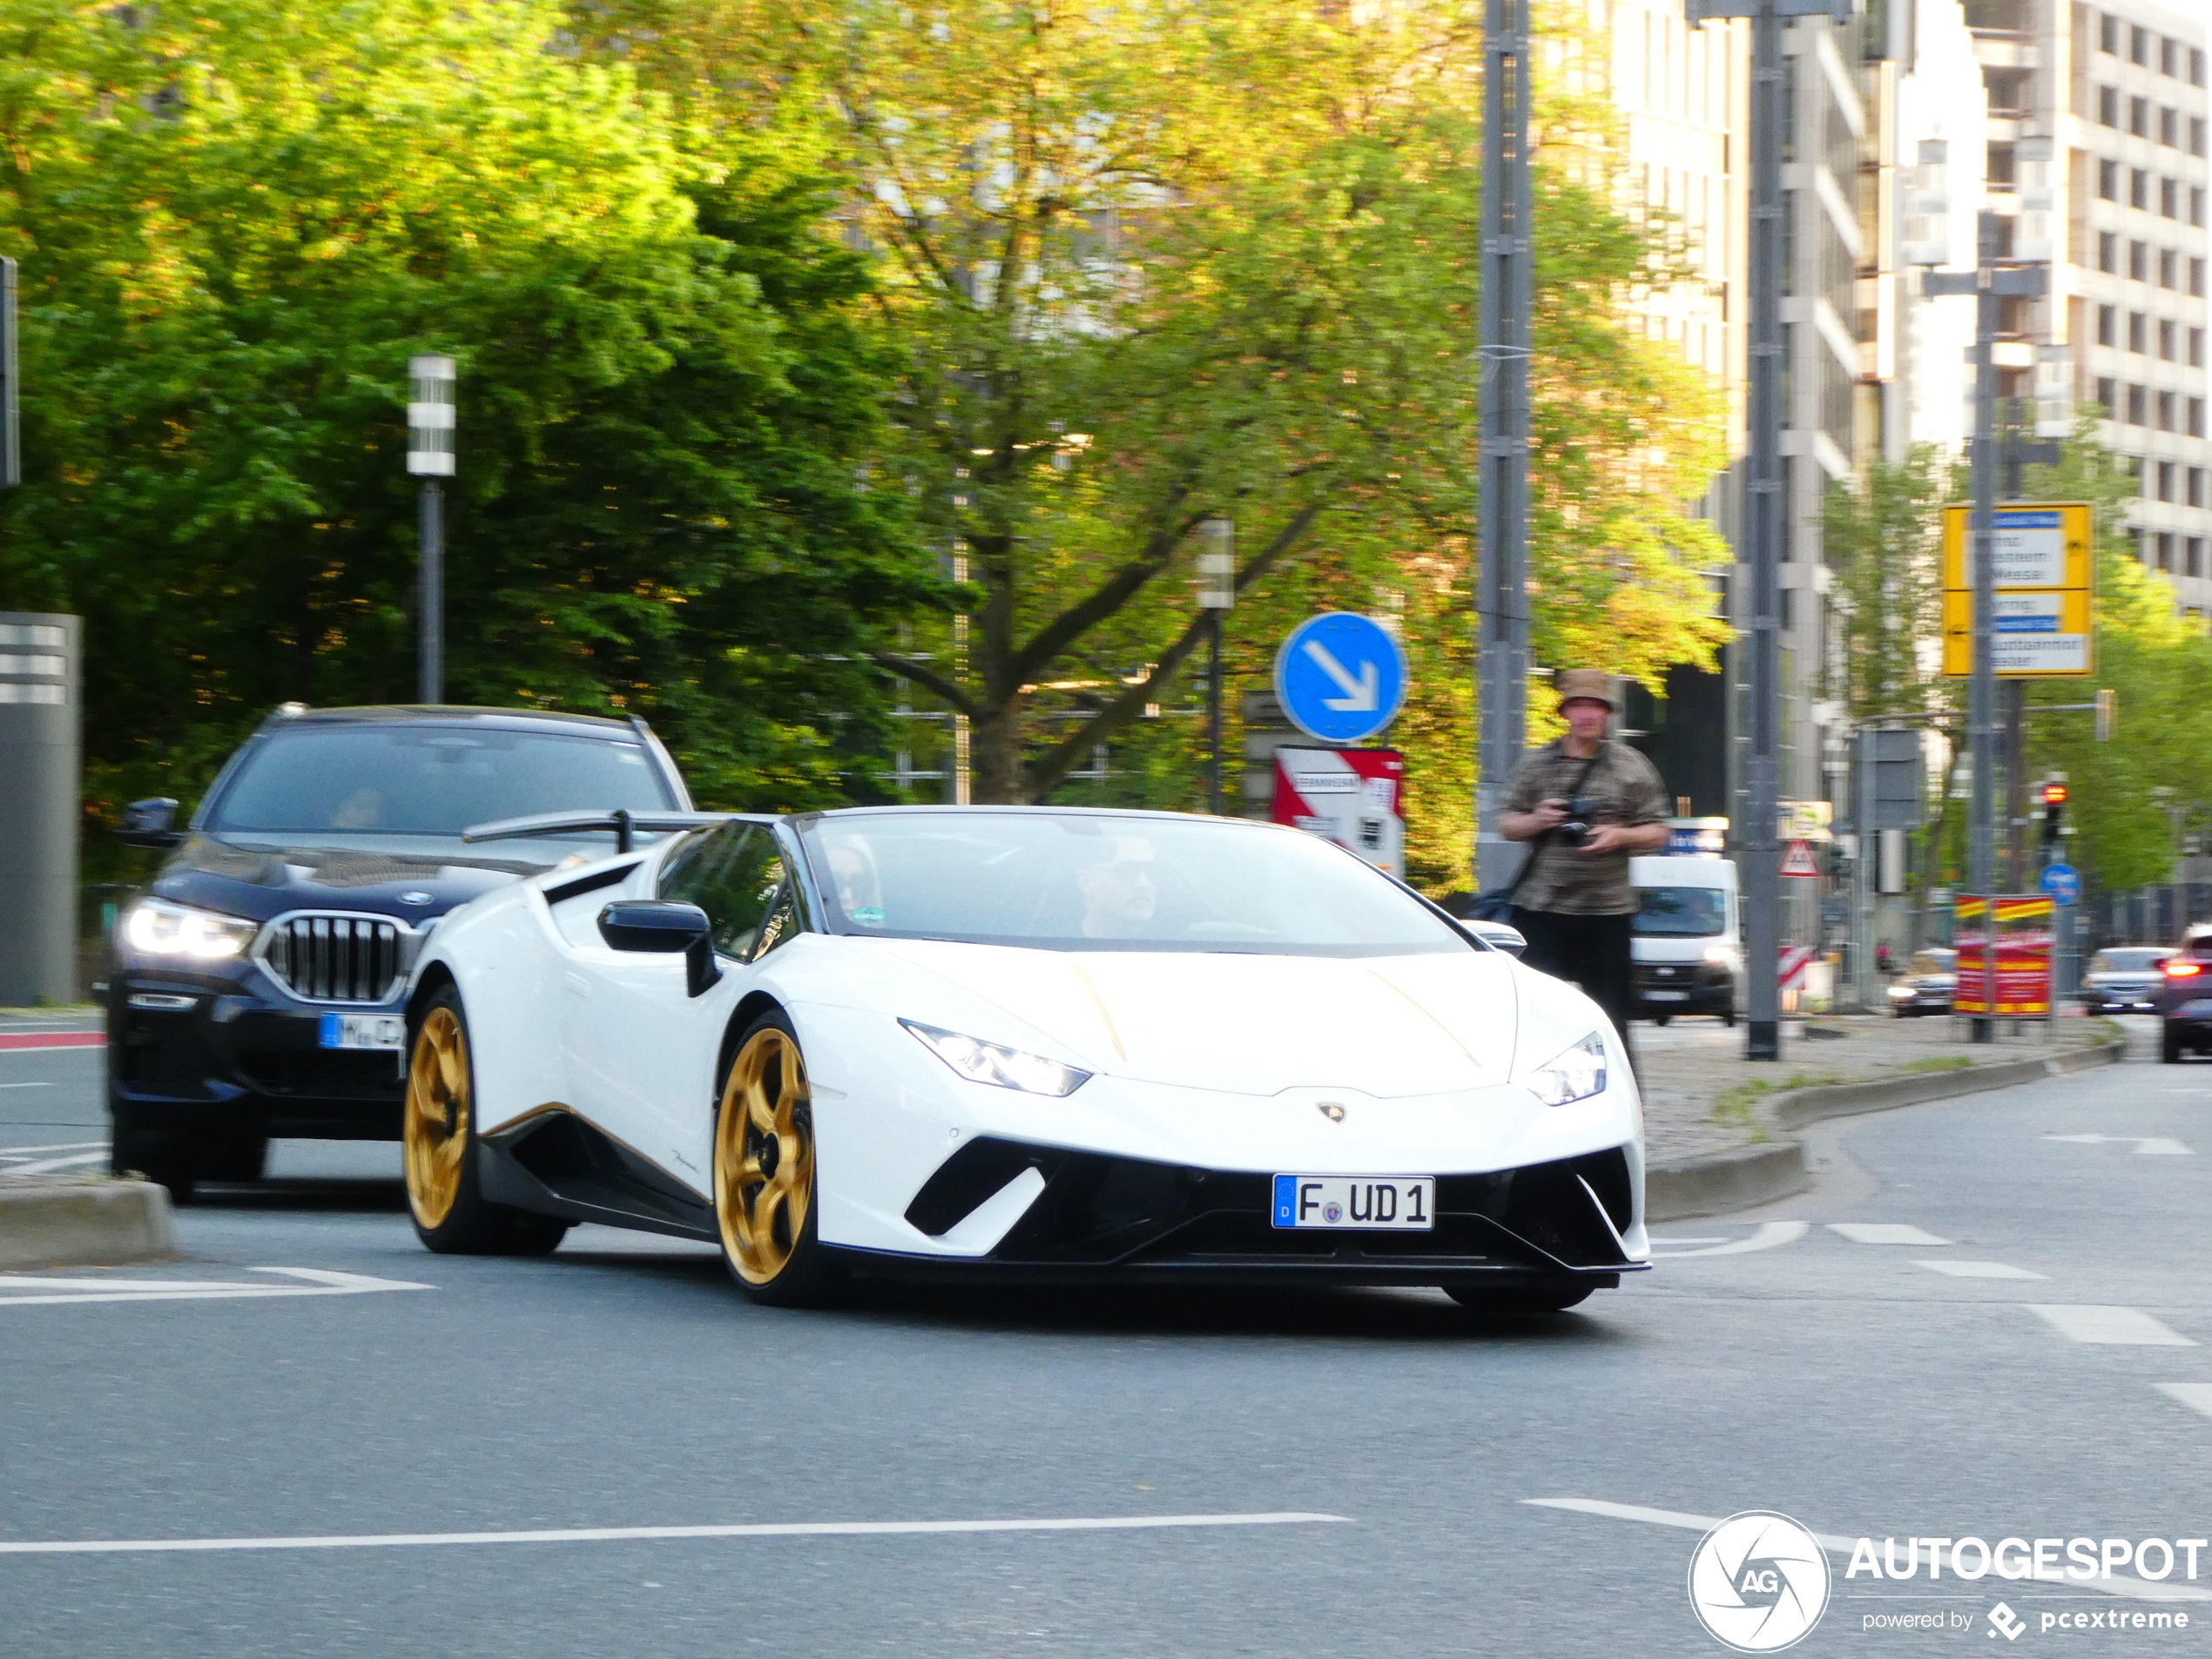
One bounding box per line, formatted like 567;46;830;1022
1069;961;1129;1063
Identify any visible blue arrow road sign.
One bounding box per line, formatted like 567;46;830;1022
2040;862;2080;906
1274;613;1408;745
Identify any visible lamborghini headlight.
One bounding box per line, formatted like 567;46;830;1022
900;1020;1092;1097
122;897;258;961
1525;1030;1609;1107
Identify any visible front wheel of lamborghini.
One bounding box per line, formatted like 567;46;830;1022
713;1009;843;1307
404;987;570;1257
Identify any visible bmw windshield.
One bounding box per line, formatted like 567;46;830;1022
798;810;1473;957
204;725;676;837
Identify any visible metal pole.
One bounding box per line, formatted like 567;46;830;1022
1208;610;1224;816
419;480;443;705
1741;0;1784;1061
1474;0;1531;894
1967;210;1999;1042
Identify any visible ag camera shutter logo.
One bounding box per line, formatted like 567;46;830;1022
1687;1511;1831;1652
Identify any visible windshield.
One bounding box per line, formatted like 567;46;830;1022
1633;885;1729;937
2091;949;2166;974
205;725;674;836
798;810;1470;956
1909;950;1956;975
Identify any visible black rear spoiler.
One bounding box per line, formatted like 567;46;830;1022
462;809;763;854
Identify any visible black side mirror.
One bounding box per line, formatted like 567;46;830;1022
118;798;183;849
597;900;723;998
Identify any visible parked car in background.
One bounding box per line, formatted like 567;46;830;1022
2077;947;2169;1015
105;705;691;1198
2155;927;2212;1062
1885;948;1958;1017
1629;855;1740;1027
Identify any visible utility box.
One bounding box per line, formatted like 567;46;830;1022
0;614;82;1005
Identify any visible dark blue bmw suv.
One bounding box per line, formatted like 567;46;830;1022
106;705;691;1197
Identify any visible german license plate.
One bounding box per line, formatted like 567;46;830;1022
320;1013;405;1051
1271;1176;1434;1231
1645;990;1689;1002
2179;1001;2212;1018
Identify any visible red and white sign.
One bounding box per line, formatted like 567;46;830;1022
1777;945;1819;988
1780;839;1821;877
1271;746;1406;880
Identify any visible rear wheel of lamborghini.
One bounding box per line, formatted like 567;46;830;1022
405;987;569;1257
1442;1280;1595;1315
713;1010;842;1307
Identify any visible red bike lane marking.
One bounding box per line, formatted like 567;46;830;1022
0;1033;104;1051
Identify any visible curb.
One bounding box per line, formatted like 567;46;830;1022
1648;1141;1806;1221
1645;1035;2127;1223
0;1181;173;1271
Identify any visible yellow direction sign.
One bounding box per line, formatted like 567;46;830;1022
1941;500;2095;678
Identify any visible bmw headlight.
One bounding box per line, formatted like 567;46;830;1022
122;897;258;961
1525;1030;1609;1107
900;1020;1092;1097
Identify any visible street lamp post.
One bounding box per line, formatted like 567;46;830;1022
407;354;456;705
1197;518;1235;815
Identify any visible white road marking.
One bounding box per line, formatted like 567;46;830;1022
1915;1259;2044;1279
0;1140;103;1156
1650;1221;1809;1259
2027;1305;2195;1346
2045;1134;2193;1156
2156;1383;2212;1421
1525;1498;2212;1604
0;1511;1351;1557
2;1151;107;1177
0;1267;432;1308
1645;1236;1730;1246
0;1082;56;1089
1828;1223;1951;1245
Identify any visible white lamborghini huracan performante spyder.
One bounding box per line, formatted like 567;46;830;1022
398;807;1649;1312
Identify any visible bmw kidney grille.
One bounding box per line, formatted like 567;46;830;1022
262;914;406;1003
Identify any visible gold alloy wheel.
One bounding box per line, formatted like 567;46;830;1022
404;1006;470;1230
715;1027;814;1285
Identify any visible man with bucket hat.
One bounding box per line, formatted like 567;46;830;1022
1495;670;1671;1063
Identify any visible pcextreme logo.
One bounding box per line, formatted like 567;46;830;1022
1687;1511;1833;1652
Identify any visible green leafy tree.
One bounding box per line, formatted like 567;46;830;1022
0;0;937;835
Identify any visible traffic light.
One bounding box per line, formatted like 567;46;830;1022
2040;780;2067;850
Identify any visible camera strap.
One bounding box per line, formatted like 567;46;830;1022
1473;745;1606;920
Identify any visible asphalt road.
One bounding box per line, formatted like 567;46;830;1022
3;1025;2209;1657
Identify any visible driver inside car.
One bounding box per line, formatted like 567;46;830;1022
1076;837;1160;940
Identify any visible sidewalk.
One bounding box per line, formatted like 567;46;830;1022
1635;1011;2121;1165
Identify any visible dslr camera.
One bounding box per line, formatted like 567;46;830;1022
1554;795;1598;848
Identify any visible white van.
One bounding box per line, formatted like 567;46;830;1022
1629;854;1741;1026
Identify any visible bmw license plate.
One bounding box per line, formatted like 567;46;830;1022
1271;1176;1434;1231
320;1013;406;1051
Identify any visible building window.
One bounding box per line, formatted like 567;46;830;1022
2129;311;2148;353
2194;469;2208;509
2162;178;2180;218
2098;305;2117;347
2157;391;2175;431
2194;398;2208;439
2160;249;2176;289
2099;158;2119;199
2099;85;2120;126
2161;107;2179;147
2160;461;2176;501
2101;233;2119;273
2160;319;2176;361
2100;12;2119;53
2131;96;2150;138
2128;384;2148;424
2097;375;2118;412
2161;36;2178;77
2195;187;2208;229
2191;539;2206;581
2195;258;2208;298
2132;26;2148;68
2132;168;2150;209
2195;48;2208;88
2193;328;2207;368
2196;118;2210;159
2158;533;2174;572
2131;240;2148;281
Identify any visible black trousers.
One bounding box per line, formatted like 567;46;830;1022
1512;907;1637;1073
